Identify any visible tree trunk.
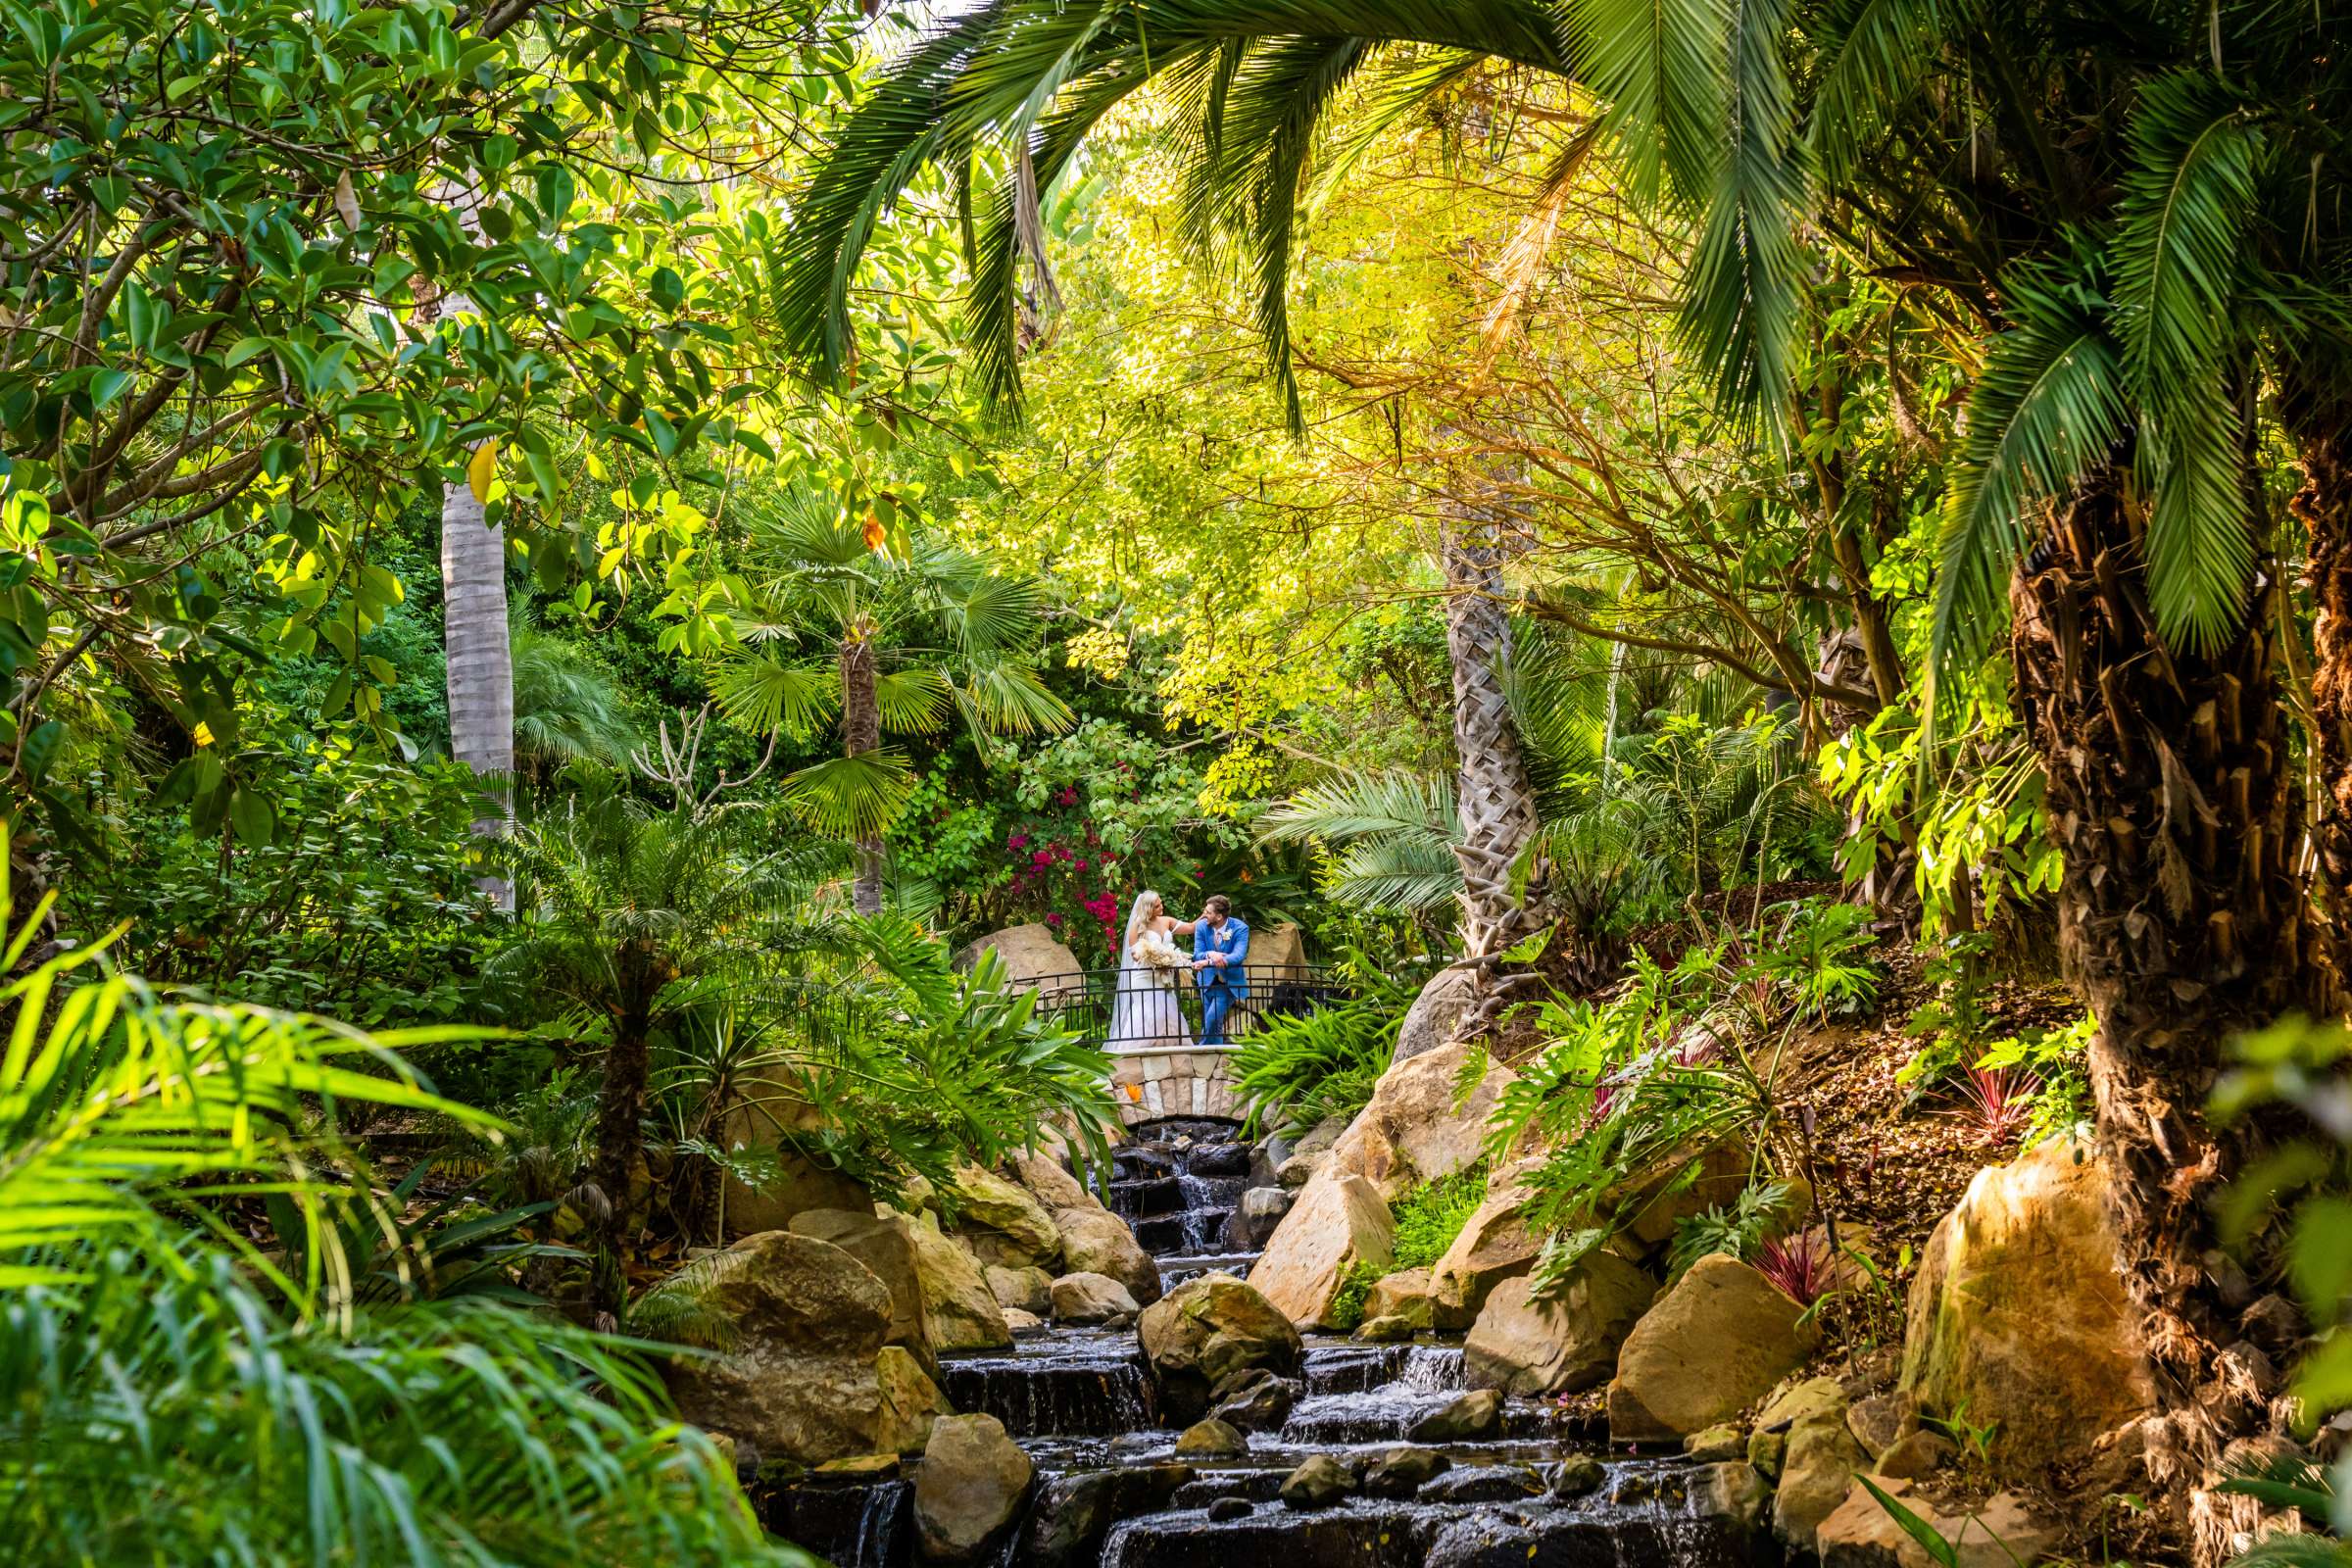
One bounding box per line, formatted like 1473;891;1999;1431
2281;372;2352;1009
842;631;884;915
1441;507;1539;960
420;186;515;911
2007;467;2303;1561
441;474;514;908
589;1004;653;1324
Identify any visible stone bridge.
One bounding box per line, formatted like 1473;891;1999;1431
956;922;1348;1130
1106;1049;1244;1126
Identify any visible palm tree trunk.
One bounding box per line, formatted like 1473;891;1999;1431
2007;466;2303;1560
2280;373;2352;1008
842;632;884;915
1441;506;1539;960
441;475;514;909
420;186;515;911
589;1007;652;1323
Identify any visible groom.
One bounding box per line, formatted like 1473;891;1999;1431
1188;894;1250;1047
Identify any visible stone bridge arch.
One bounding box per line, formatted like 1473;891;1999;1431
1107;1050;1242;1126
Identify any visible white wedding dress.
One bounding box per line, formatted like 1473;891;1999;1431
1105;927;1192;1052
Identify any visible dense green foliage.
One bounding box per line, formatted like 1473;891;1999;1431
7;0;2352;1556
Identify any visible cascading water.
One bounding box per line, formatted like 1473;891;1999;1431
758;1122;1779;1568
1105;1118;1255;1265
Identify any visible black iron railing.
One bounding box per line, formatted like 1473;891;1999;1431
1016;964;1351;1052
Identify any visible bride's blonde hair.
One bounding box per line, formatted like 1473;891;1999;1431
1123;890;1163;954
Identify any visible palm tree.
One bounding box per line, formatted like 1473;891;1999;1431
510;615;641;783
493;765;836;1319
0;881;805;1567
710;490;1074;914
780;7;2345;1549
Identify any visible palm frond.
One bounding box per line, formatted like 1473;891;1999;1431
785;750;918;840
1806;0;1957;185
710;653;837;738
1572;0;1729;205
1261;769;1461;846
778;0;1573;403
1182;33;1377;430
1681;0;1806;431
2114;69;2263;652
1327;835;1467;911
874;666;956;734
1929;266;2130;682
511;623;640;768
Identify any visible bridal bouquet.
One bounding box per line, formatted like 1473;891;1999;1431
1132;931;1187;989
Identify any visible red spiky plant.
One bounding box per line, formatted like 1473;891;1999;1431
1948;1066;2038;1148
1756;1231;1838;1306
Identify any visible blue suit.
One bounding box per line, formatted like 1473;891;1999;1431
1191;916;1250;1047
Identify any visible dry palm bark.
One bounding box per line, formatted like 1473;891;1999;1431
2282;376;2352;1007
841;625;885;915
2007;468;2302;1560
1441;503;1540;964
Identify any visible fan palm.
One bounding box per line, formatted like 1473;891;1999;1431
492;771;839;1316
0;878;807;1567
710;489;1073;913
511;617;641;783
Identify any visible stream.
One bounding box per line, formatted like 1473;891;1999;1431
761;1120;1775;1568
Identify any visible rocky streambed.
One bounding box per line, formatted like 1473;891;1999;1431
753;1120;1776;1568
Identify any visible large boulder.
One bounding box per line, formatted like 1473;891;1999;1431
1017;1466;1195;1568
1394;966;1478;1062
1137;1272;1304;1424
1053;1205;1161;1306
722;1144;874;1240
1363;1267;1435;1328
1274;1112;1351;1188
1051;1271;1141;1325
659;1231;904;1463
1279;1453;1357;1509
1407;1388;1503;1442
1321;1039;1514;1201
985;1264;1053;1318
1607;1252;1819;1442
955;923;1082;992
1465;1252;1655;1396
1816;1479;2061;1568
788;1207;933;1364
1428;1167;1543;1327
1900;1139;2155;1478
1243;921;1307;987
1173;1417;1249;1458
1229;1186;1295;1249
912;1413;1034;1562
1248;1172;1395;1328
874;1345;954;1455
901;1210;1013;1351
951;1162;1063;1268
1607;1140;1752;1249
1007;1151;1103;1213
1776;1406;1873;1553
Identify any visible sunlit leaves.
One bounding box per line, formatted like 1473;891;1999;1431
1930;265;2129;685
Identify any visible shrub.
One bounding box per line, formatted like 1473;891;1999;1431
1327;1257;1382;1333
1231;946;1416;1136
1756;1231;1838;1306
1392;1163;1490;1271
1668;1179;1795;1280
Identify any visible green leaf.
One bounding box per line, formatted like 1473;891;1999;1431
1929;265;2129;689
1854;1475;1960;1568
228;786;277;848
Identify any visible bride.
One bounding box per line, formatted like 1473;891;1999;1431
1105;890;1192;1052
